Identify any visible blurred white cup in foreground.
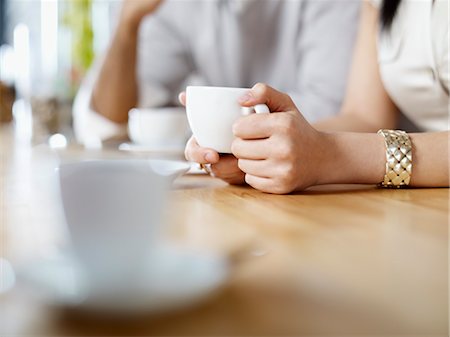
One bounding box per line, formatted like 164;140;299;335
58;160;170;303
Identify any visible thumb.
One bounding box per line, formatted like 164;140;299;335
238;83;297;113
178;91;186;106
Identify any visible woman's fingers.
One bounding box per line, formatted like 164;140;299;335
237;159;272;178
244;174;279;194
184;136;220;164
232;113;274;140
245;174;294;195
231;138;270;160
211;155;246;185
238;83;296;113
184;137;245;185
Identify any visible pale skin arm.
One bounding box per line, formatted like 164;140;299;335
305;2;449;187
314;2;398;132
322;131;449;188
91;0;163;124
233;84;449;194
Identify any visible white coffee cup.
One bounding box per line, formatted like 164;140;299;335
58;160;170;299
128;107;189;149
186;86;270;153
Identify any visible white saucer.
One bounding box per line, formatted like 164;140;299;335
18;245;229;314
119;142;185;155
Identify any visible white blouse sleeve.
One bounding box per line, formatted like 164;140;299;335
432;0;449;94
437;34;449;95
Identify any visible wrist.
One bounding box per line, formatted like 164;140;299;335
317;132;386;185
118;12;142;37
315;132;342;185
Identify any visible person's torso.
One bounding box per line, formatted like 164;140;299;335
377;0;449;131
161;0;305;92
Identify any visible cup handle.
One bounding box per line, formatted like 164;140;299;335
241;104;270;115
253;104;270;114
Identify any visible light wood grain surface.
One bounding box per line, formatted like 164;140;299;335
0;125;448;336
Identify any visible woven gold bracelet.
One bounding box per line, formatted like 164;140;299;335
377;129;412;188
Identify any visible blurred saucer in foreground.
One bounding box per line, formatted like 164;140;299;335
18;245;228;314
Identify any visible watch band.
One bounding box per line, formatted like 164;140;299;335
377;129;412;188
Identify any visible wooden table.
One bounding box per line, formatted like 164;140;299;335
1;125;448;336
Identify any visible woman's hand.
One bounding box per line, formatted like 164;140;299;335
184;136;246;185
232;83;328;194
180;92;246;185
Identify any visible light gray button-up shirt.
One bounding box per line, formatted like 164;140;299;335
74;0;361;144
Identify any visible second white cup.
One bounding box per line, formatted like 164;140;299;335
128;107;189;149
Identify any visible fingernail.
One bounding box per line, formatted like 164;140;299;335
238;92;253;104
204;152;214;163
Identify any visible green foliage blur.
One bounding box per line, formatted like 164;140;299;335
63;0;94;85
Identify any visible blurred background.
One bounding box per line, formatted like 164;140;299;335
0;0;116;143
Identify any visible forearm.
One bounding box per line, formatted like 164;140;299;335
313;110;398;133
91;19;139;124
407;132;449;187
313;115;381;133
320;131;450;187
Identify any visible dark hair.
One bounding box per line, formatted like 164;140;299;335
380;0;402;30
0;0;5;44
